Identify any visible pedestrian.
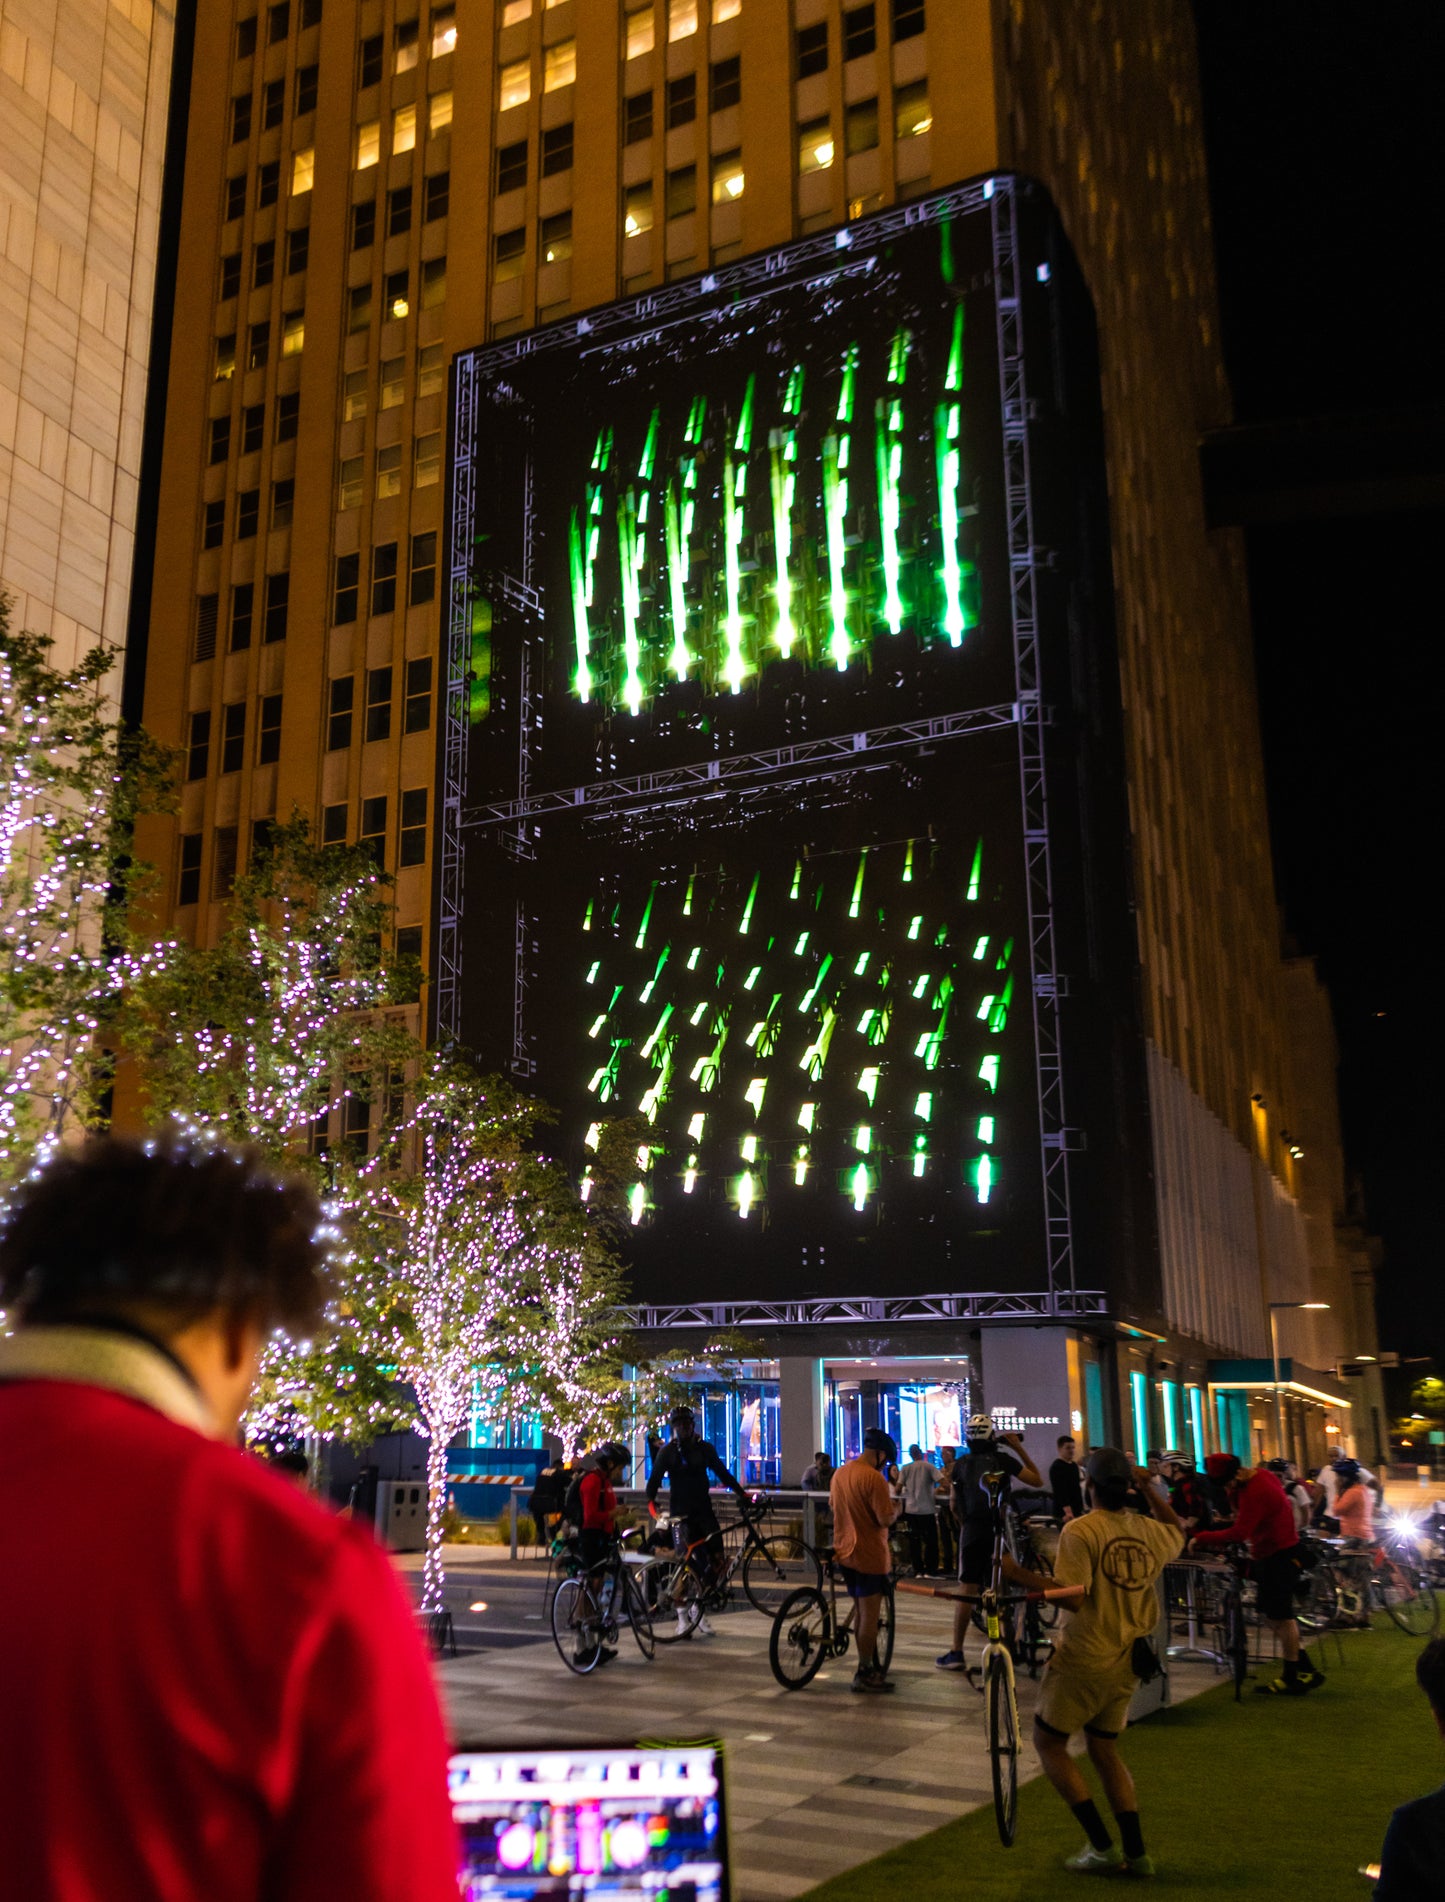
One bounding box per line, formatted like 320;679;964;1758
829;1427;901;1693
801;1448;834;1490
1016;1447;1183;1878
1191;1452;1325;1695
899;1442;941;1575
0;1135;458;1901
935;1444;958;1573
1374;1637;1445;1898
527;1454;568;1546
1050;1433;1085;1520
935;1415;1042;1676
1333;1456;1376;1542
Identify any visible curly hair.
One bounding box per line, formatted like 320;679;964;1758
0;1135;325;1333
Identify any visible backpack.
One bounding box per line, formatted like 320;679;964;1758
561;1465;590;1532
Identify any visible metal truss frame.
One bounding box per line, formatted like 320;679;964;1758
622;1288;1109;1332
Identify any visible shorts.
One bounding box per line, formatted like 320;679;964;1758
958;1537;992;1588
1251;1546;1305;1622
839;1565;889;1600
1035;1656;1138;1740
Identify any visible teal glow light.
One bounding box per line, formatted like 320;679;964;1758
854;1124;871;1153
800;1006;837;1078
793;932;809;955
911;973;929;999
634;884;656;949
687;1004;704;1032
741;1134;758;1163
682;872;695;917
988;975;1014;1033
902;839;914;883
874;329;909;635
585;961;599;982
854;951;870;975
799;953;833;1014
683;1155;698;1193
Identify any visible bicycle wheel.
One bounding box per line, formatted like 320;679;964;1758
551;1576;602;1675
622;1568;656;1660
985;1651;1020;1848
1297;1560;1339;1632
742;1535;823;1615
875;1584;896;1675
643;1560;702;1643
769;1587;830;1690
1379;1555;1440;1636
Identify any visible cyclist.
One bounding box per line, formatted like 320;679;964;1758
830;1426;901;1693
575;1443;631;1667
646;1405;747;1639
1192;1452;1325;1696
936;1414;1042;1676
1160;1449;1213;1531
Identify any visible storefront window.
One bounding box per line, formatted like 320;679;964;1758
1129;1369;1150;1467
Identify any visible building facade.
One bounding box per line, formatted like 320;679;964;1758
132;0;1374;1477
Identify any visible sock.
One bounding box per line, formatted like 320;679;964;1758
1116;1811;1146;1860
1283;1657;1300;1682
1071;1799;1113;1852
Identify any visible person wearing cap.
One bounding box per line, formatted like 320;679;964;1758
1010;1446;1183;1878
936;1414;1042;1675
646;1404;747;1638
1191;1452;1324;1695
829;1426;902;1693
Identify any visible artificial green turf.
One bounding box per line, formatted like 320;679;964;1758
800;1626;1440;1899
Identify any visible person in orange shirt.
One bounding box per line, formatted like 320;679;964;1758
829;1427;902;1693
1333;1458;1376;1542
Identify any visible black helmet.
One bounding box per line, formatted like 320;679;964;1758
668;1404;695;1428
596;1442;632;1471
863;1427;898;1464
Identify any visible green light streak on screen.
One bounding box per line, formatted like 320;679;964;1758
790;860;803;900
972;1155;994;1204
568;510;592;700
664;481;691;679
638;406;659;480
902;840;914;884
769;436;796;658
616;486;644;714
722;448;747;692
734;372;756;454
634;883;656;949
850;1162;871;1211
979;1053;1000;1092
739;871;760;935
848;851;866;919
875;330;910;636
967;840;983;901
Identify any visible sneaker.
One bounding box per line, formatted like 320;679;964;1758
1295;1664;1326;1690
675;1612;693;1639
1064;1844;1125;1874
597;1646;619;1666
851;1667;897;1694
935;1649;968;1671
1253;1675;1308;1697
1124;1854;1156;1878
695;1615;717;1639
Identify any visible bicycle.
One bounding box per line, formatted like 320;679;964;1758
1331;1537;1440;1636
769;1550;896;1689
550;1527;655;1675
664;1492;822;1630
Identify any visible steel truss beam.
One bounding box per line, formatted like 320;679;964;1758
621;1289;1109;1331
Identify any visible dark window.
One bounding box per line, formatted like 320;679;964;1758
371;542;398;615
341;1090;370;1156
666;164;696;218
493;228;525;279
230;582;255;651
257;693;283;763
300;0;321;26
250;817;275;867
797;21;828;76
540;209;572;263
248;321;270;370
843;4;876;58
262;77;284;128
264;572;289;642
213;826;240;899
195;593;219;660
334;551;359;624
178;833;203;905
295;63;318;114
225;175;247;222
710;55;741;112
327;675;354;750
286;224;309;273
404;653;433;728
845;97;879;156
242;403;264;453
666;74;695;129
497;140;527;194
258;160;280;208
542;122;573;175
421;256;446;307
202;499;225;548
396;923;422;963
214;333;236;382
399;787;428;866
359;34;382;87
388;185;412;237
424;170;449;220
253;238;274;287
237;488;260;538
892;0;925;38
268;1;290;44
271;478;294;527
209;416;231;465
186;711;211;781
360;794;388;866
220;251;242;298
351;200;376;250
236;17;257;58
322;802;348;843
408;532;437;606
348;283;371;332
221;702;246;774
275;391;300;441
231;93;252;143
624;91;652;144
365;665;392;741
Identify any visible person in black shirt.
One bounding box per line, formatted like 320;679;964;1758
1050;1435;1085;1520
936;1414;1042;1675
646;1404;747;1638
1375;1636;1445;1899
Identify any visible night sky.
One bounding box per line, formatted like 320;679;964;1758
1191;6;1443;1363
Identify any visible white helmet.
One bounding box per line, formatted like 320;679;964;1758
966;1413;995;1441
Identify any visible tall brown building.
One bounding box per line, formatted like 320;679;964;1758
134;0;1376;1464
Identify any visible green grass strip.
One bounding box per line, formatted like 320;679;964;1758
800;1627;1439;1899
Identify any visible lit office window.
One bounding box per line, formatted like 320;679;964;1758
343;367;369;421
339;456;364;509
292;147;314;193
544;39;575;90
394;18;419;72
429;90;453;134
499;57;530;111
502;0;530;22
281;309;305;355
624;182;654;236
798;116;834;172
214;334;236;381
356;120;380;168
431;6;456;56
625;5;654;58
711;150;744;203
385;270;409;320
376;445;403;499
393;103;417;155
712;0;740;17
668;0;697;40
414;430;441;486
541;209;572;263
894;80;931;140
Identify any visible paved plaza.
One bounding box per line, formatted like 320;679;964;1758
403;1548;1221;1901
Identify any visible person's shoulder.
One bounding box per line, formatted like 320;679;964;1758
1143;1514;1185;1557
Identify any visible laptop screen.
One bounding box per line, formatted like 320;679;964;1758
449;1742;729;1900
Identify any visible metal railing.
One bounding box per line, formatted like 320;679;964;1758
501;1484;838;1559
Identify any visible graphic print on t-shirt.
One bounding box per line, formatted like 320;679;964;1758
1100;1535;1155;1591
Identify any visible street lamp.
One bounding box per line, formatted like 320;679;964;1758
1269;1301;1329;1462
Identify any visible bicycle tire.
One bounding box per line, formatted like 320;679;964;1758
742;1535;823;1615
769;1586;830;1690
623;1568;656;1660
1297;1559;1339;1632
1379;1555;1440;1637
986;1651;1019;1847
643;1559;702;1643
551;1576;602;1676
875;1584;896;1675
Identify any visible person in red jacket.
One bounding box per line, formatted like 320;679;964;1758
1192;1452;1325;1696
0;1135;459;1902
574;1443;631;1667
